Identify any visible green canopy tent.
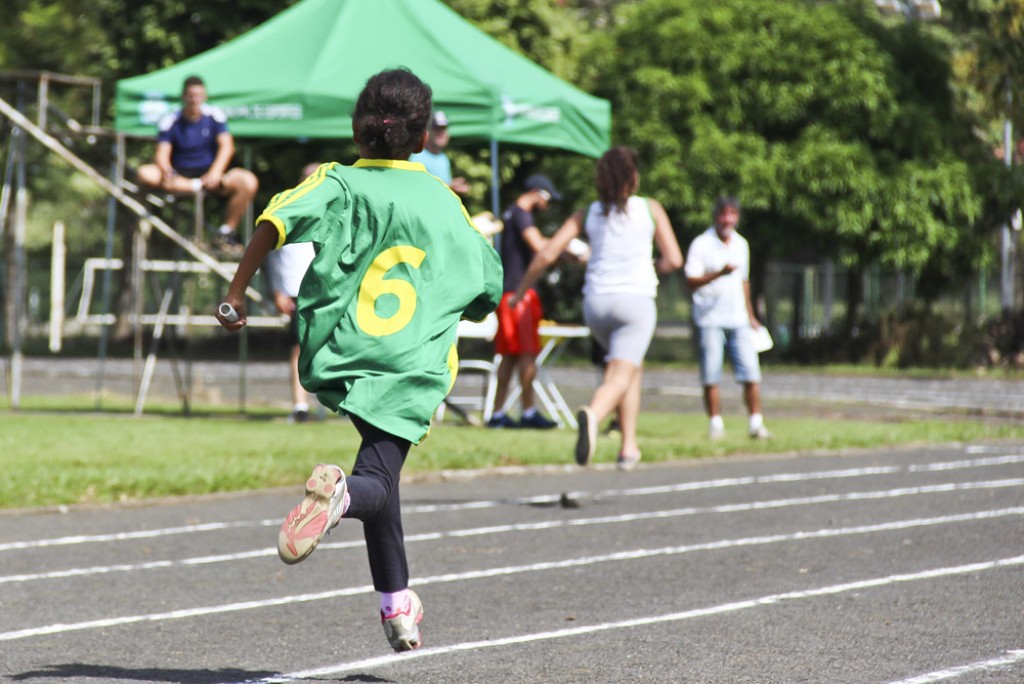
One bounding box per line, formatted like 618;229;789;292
114;0;611;213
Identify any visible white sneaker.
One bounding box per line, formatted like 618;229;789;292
749;425;771;440
382;590;424;652
616;452;641;471
709;425;725;441
277;464;346;564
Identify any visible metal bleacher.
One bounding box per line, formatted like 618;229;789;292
0;70;274;414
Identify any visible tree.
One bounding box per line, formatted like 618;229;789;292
595;0;1003;326
943;0;1024;304
943;0;1024;135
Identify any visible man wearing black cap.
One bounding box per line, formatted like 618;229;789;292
487;174;563;429
409;111;469;194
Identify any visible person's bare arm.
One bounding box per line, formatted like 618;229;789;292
216;222;279;331
273;291;295;316
648;198;684;274
511;211;584;305
519;224;549;256
685;263;736;291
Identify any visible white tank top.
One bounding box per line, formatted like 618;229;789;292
582;195;658;298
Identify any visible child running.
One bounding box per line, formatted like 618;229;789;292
216;68;503;652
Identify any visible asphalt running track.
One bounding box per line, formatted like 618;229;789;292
1;443;1022;683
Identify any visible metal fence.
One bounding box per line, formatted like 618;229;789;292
0;253;1013;360
760;261;1007;350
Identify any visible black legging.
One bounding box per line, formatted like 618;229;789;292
345;415;412;593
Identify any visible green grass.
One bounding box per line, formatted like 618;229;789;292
3;400;1023;510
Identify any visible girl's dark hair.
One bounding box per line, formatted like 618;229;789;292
353;68;433;159
596;146;639;215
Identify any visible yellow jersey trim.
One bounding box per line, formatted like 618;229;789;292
256;214;288;249
259;162;338;240
354;158;426;172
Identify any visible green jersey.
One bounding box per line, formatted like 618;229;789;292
257;159;503;443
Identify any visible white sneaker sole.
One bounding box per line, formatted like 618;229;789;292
277;464;345;565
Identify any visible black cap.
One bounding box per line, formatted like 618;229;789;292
524;174;562;201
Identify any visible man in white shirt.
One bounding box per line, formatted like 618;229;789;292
684;196;769;440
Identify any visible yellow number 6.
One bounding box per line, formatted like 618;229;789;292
356;246;426;337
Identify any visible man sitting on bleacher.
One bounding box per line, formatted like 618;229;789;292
136;75;258;255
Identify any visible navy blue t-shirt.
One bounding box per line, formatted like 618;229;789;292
499;204;538;293
157;105;229;173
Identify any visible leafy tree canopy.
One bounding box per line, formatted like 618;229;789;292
597;0;1005;290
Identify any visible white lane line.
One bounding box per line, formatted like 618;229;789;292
552;455;1024;503
0;520;270;552
886;649;1024;683
437;479;1024;537
3;479;1021;585
1;507;1020;642
966;445;1024;454
913;455;1024;471
4;453;1022;553
231;555;1024;684
0;548;279;584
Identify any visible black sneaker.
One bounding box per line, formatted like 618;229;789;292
575;406;597;465
519;412;557;429
603;418;621;436
289;408;310;424
486;414;518;429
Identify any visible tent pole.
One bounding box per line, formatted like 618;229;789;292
490;139;499;219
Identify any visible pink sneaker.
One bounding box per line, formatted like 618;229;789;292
277;464;346;564
381;590;424;652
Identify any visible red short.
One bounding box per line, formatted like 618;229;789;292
495;289;543;356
